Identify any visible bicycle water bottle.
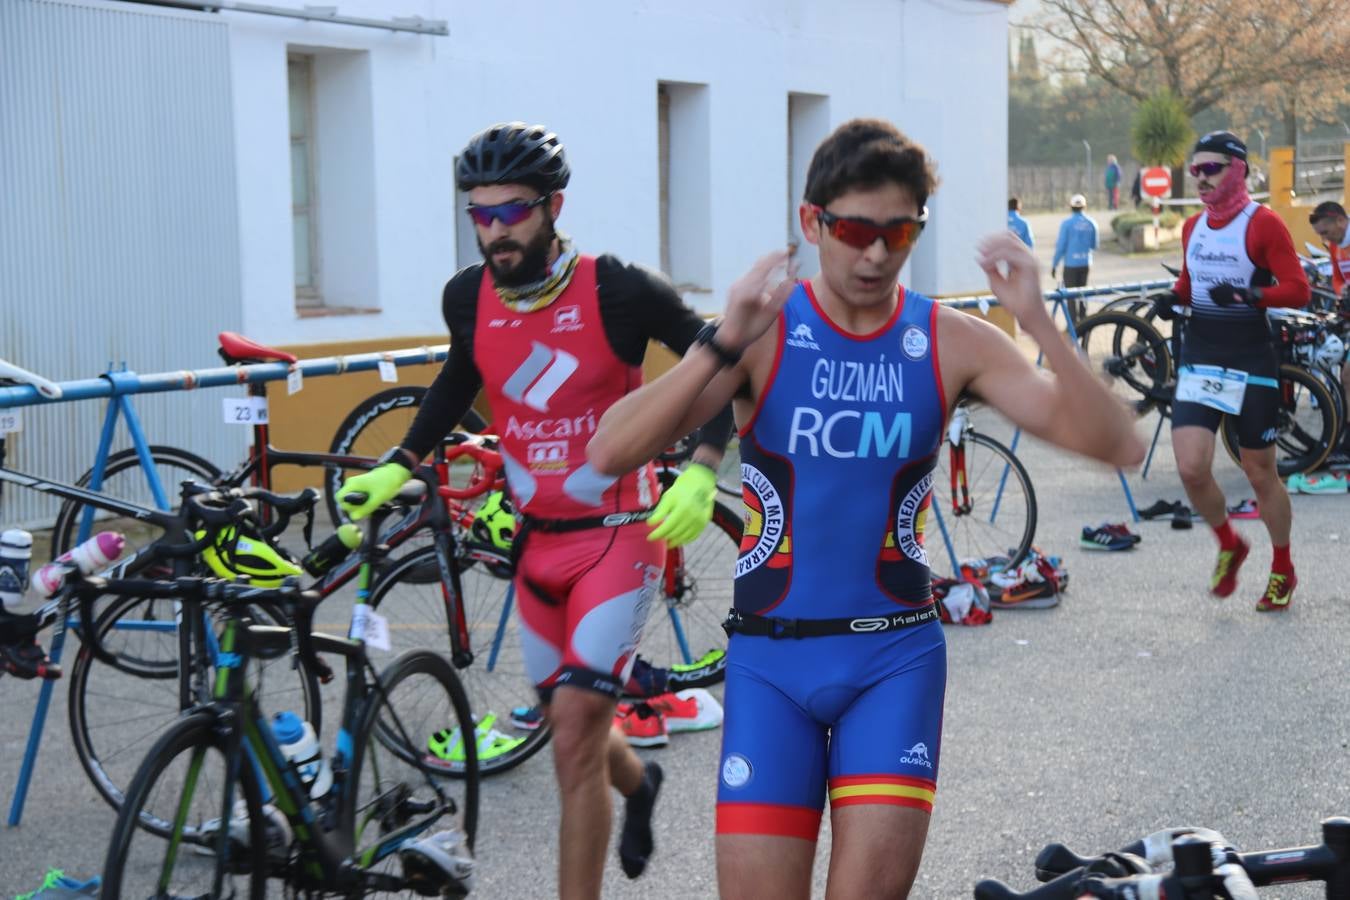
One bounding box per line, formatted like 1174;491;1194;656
272;711;333;800
30;531;126;597
0;529;33;610
300;523;362;577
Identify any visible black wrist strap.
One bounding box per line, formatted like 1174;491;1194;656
695;322;741;367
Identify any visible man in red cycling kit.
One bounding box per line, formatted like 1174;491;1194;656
589;119;1145;899
339;122;731;899
1152;132;1309;610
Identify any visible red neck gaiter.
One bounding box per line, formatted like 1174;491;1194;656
1204;159;1251;226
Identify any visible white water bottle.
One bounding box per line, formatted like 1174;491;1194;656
30;531;126;598
272;711;332;800
0;529;33;610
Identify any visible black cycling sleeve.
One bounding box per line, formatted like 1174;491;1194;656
397;270;485;462
598;256;737;454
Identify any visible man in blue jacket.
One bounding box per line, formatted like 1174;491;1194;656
1051;193;1098;288
1008;197;1033;248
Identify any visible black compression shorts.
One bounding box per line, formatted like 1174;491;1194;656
1171;317;1280;449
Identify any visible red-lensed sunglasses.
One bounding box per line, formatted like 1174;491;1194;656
1188;161;1230;178
812;205;928;251
465;194;550;227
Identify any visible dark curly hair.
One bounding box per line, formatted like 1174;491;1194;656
803;118;939;210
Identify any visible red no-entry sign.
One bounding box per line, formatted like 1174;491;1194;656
1142;166;1172;198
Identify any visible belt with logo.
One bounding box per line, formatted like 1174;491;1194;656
722;604;939;639
522;508;653;534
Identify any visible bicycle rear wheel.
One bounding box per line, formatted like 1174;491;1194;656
70;603;324;836
325;386;487;529
1075;310;1173;417
51;444;221;557
1220;363;1340;477
929;431;1037;580
367;544;550;776
350;650;479;858
635;480;740;684
100;710;266;899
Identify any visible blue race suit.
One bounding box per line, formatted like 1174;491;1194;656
716;281;948;841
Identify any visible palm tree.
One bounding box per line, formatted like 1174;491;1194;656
1132;90;1193;198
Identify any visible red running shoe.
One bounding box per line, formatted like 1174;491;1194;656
614;703;669;747
1255;570;1297;612
1209;538;1250;598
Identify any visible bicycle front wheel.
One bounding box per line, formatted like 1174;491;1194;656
1220;363;1340;477
1075;310;1173;417
929;431;1037;580
70;605;323;836
100;710;266;899
367;544;551;776
349;650;479;861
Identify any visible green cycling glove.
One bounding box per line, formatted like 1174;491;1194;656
338;462;412;521
647;463;717;548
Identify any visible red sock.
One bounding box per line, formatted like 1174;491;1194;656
1212;519;1241;551
1272;544;1293;575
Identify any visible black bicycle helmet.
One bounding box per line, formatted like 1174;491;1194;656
456;122;571;194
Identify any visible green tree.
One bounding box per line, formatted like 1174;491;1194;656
1132;89;1193;197
1132;90;1192;166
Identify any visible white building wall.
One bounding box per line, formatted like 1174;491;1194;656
217;0;1007;339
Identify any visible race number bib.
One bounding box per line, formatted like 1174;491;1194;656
1176;365;1248;415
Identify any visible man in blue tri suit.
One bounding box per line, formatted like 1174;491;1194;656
587;119;1145;898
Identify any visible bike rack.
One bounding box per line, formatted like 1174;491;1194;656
1;343;449;826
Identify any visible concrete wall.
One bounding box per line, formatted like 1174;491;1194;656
219;0;1009;346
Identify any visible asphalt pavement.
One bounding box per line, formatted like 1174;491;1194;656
4;245;1349;898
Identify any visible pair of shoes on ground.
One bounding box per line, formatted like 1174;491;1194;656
428;712;528;765
1227;498;1260;519
614;688;725;747
1209;537;1297;611
1081;522;1142;550
987;552;1066;609
1287;471;1349;494
1137;499;1194;529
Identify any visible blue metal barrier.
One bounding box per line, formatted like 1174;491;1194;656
0;344;449;409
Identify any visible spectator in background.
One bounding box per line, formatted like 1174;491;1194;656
1130;167;1143;208
1051;194;1098;288
1008;197;1033;248
1052;193;1099;321
1105;154;1122;210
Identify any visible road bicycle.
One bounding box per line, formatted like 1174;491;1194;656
975;816;1350;899
90;508;479;897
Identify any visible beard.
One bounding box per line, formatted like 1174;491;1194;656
480;215;556;287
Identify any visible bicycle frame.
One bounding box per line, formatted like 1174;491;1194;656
176;584;449;893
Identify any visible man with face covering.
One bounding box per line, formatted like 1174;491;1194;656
1152;131;1310;611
